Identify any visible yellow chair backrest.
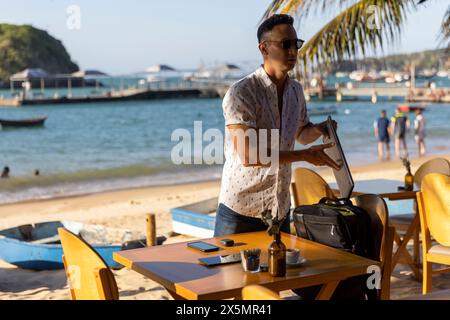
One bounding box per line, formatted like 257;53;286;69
353;194;389;262
414;158;450;189
353;194;394;300
419;173;450;246
58;227;119;300
292;167;334;206
242;285;280;300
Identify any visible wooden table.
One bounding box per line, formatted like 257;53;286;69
331;179;421;280
114;231;379;300
330;179;417;200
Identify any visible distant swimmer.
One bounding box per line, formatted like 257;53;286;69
1;166;10;178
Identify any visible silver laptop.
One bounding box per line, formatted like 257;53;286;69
322;116;354;199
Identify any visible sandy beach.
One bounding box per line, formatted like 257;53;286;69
1;153;450;300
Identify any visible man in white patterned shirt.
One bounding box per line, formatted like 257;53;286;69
215;14;340;236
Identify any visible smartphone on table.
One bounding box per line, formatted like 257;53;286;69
187;241;221;252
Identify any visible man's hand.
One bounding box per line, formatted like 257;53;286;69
300;143;341;170
315;120;337;139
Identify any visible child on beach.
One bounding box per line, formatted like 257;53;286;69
414;109;426;157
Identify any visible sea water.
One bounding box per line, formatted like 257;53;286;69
0;96;449;207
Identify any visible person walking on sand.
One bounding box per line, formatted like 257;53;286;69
373;110;390;160
391;108;410;159
414;108;426;157
214;14;340;237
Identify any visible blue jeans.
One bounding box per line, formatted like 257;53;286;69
214;203;291;237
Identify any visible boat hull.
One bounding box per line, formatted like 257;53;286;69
0;236;122;270
170;197;217;238
309;106;338;116
0;117;47;128
398;104;426;113
0;221;149;270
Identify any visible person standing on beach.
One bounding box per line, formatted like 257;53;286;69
414;108;426;157
215;14;340;237
391;108;410;159
373;110;390;160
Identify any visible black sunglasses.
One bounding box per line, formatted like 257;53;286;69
265;38;305;50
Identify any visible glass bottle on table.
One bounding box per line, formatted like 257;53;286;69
268;231;286;277
401;157;414;191
404;169;414;191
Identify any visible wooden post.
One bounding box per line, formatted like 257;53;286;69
68;77;72;98
304;91;310;102
336;90;342;102
146;213;156;246
371;90;378;104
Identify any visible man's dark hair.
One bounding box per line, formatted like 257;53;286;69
257;14;294;43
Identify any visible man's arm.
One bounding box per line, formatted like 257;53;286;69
296;122;322;145
227;124;340;170
296;119;337;145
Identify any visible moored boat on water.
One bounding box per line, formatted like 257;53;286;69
0;116;47;128
397;104;427;113
309;105;338;116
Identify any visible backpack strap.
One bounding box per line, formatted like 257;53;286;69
319;197;353;206
295;213;308;239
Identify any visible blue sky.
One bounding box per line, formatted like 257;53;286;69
0;0;448;74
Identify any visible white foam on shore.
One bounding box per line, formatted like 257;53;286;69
0;166;222;205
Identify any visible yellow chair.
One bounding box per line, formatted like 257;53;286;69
291;167;335;207
390;158;450;276
416;173;450;294
58;227;119;300
414;159;450;188
353;194;395;300
242;285;281;300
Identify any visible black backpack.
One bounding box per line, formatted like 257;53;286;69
292;197;376;300
293;197;371;256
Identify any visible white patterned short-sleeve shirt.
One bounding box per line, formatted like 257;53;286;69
219;66;310;219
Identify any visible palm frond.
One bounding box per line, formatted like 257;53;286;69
438;6;450;47
261;0;355;22
261;0;287;21
265;0;417;69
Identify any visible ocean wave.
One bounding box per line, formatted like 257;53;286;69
0;164;222;204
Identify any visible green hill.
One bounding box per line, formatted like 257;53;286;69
0;24;79;82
